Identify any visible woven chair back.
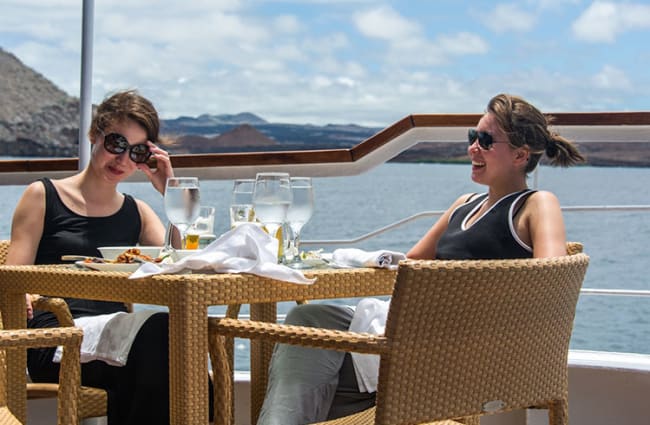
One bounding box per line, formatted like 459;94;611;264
566;241;583;255
0;240;8;265
375;254;589;424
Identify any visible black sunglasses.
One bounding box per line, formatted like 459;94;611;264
103;132;152;164
468;128;506;150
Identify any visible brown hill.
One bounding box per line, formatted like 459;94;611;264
0;47;80;156
171;124;278;153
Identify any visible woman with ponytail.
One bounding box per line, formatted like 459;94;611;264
256;93;585;425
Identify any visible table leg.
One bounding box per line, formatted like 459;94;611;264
249;302;277;424
168;299;209;424
0;292;27;422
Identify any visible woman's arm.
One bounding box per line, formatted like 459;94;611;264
6;182;46;266
520;191;567;258
135;143;182;247
6;182;47;320
135;199;167;246
406;194;473;259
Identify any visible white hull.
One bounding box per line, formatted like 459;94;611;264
25;350;650;425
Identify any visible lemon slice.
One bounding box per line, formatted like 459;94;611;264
275;226;283;258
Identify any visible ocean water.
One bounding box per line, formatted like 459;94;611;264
1;163;649;369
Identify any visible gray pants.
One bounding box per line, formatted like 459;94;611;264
257;304;376;425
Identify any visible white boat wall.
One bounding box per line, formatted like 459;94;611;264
25;351;650;425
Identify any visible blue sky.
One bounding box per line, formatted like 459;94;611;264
1;0;649;126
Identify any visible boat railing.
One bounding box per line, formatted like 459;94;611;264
300;204;650;246
212;282;650;323
1;111;648;185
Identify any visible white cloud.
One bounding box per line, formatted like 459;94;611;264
354;6;419;41
483;4;537;33
572;1;650;43
437;32;489;56
591;65;632;90
273;15;303;33
533;0;581;10
1;0;647;126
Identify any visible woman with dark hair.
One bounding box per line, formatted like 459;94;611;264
7;90;211;424
256;93;585;425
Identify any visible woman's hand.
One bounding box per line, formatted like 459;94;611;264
26;294;34;320
137;142;174;195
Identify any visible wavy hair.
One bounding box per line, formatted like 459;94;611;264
88;89;161;145
487;94;585;173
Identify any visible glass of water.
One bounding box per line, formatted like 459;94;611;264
252;172;292;260
285;177;314;268
229;179;256;228
164;177;200;250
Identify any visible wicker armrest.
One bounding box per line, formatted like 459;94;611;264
1;326;83;424
0;327;82;349
31;295;74;327
208;317;388;355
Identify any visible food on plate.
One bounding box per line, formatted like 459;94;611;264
300;249;324;260
114;248;162;263
83;248;167;264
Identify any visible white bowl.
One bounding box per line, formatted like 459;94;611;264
170;249;199;261
97;246;163;260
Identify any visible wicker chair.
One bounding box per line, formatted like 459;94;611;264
0;244;83;424
565;241;583;255
0;241;107;422
209;252;589;425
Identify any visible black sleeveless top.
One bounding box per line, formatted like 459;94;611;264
29;178;141;328
435;190;535;260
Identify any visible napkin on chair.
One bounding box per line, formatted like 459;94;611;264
331;248;406;270
129;223;315;284
348;297;390;393
53;310;158;366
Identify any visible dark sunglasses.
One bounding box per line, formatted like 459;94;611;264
103;132;152;164
468;128;506;151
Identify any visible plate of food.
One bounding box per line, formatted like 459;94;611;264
67;247;169;272
75;260;142;272
299;250;331;267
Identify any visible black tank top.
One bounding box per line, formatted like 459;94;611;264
435;190;535;260
29;178;142;328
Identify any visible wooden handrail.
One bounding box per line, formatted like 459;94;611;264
1;111;648;179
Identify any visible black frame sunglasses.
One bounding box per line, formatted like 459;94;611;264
102;132;152;164
467;128;506;150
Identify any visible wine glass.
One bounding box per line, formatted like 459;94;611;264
285;177;314;268
229;179;256;228
164;177;201;251
252;172;292;261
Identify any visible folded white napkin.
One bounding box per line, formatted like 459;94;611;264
53;310;157;366
348;298;390;393
331;248;406;270
129;223;315;284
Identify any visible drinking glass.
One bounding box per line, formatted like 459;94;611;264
252;173;292;260
285;177;314;268
229;179;256;228
186;206;216;249
164;177;201;250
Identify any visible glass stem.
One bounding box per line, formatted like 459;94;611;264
292;232;301;263
164;222;175;252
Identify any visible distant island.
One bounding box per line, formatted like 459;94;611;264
1;47;648;167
